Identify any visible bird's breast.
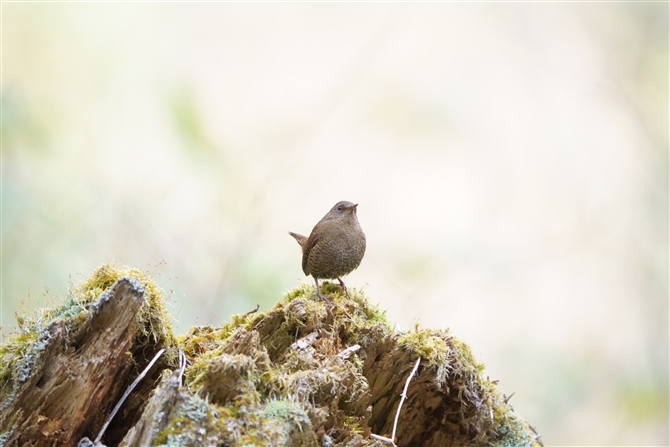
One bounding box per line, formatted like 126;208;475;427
305;220;366;279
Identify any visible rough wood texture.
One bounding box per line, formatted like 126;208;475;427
1;271;542;447
0;277;145;447
114;282;542;447
118;370;183;447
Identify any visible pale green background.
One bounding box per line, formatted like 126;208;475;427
3;2;668;445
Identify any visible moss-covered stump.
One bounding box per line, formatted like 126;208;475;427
0;265;177;447
0;265;542;447
122;282;541;447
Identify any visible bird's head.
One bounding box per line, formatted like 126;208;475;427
323;201;358;220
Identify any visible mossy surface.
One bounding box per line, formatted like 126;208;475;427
71;263;176;351
1;268;541;447
164;281;541;447
153;393;220;447
0;263;177;407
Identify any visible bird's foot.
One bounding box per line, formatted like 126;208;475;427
317;292;335;305
337;278;351;299
314;279;335;304
318;293;335;306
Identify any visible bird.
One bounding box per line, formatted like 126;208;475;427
289;201;366;301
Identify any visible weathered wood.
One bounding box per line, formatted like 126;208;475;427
115;282;542;447
0;278;145;447
118;370;183;447
1;272;542;447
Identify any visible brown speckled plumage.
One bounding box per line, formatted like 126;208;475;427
289;201;366;301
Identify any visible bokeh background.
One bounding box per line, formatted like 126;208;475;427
3;2;668;445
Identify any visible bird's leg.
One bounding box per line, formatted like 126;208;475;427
314;277;332;303
337;277;351;299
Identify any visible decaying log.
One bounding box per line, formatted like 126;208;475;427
116;282;541;447
0;278;144;446
0;265;542;447
0;265;177;447
118;370;184;447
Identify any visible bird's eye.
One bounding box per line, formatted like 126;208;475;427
337;205;343;211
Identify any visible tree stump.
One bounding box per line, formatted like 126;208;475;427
0;264;542;447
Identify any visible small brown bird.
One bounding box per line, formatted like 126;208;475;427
289;201;366;301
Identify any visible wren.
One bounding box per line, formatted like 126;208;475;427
289;201;366;301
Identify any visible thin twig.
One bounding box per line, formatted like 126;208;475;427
391;356;421;443
243;304;260;316
370;433;395;444
370;357;422;446
528;424;545;447
178;348;186;387
94;348;165;443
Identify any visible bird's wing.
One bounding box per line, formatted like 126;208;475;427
302;230;323;276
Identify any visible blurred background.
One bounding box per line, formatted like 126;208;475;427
3;2;667;445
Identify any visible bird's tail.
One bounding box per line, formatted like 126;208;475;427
288;232;307;247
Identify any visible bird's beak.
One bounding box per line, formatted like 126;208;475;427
348;204;358;212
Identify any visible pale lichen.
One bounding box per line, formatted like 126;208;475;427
0;262;177;409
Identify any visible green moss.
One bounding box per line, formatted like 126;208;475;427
177;325;234;363
394;323;541;445
491;406;536;447
260;399;318;447
235;398;318;447
0;329;51;408
0;310;63;410
154;394;216;447
398;325;451;366
2;269;541;446
71;263;176;350
283;282;388;327
260;398;305;419
283;283;316;302
0;262;177;406
190;353;261;407
176;283;385;445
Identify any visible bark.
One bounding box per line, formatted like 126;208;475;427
118;370;183;447
0;270;542;447
0;278;145;446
